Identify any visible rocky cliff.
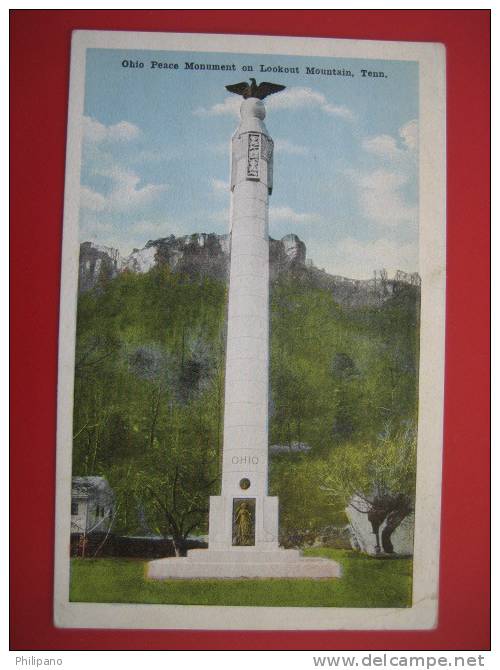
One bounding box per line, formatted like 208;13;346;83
79;232;305;289
79;242;122;293
79;232;419;308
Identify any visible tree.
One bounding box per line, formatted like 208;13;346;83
133;398;219;556
71;268;227;549
269;456;345;547
115;335;221;554
321;422;417;554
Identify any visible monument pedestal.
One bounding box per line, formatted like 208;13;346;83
148;548;342;579
148;492;341;578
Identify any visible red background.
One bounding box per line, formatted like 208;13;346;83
10;10;490;650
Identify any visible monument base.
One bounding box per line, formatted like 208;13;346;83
147;548;342;580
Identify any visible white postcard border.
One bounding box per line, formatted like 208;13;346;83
54;29;446;630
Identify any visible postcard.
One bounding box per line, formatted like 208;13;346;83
54;30;446;629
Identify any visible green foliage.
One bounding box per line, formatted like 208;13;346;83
72;267;226;537
269;456;346;546
321;423;418;511
72;263;420;542
269;277;419;453
69;549;413;607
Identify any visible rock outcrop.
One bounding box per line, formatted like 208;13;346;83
78;232;420;308
78;242;122;293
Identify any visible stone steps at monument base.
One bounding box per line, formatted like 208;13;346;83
186;548;301;562
147;554;342;580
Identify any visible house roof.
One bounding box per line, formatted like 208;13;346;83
72;476;114;500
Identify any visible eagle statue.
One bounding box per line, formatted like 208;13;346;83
225;78;286;100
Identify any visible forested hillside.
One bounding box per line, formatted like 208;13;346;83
72;249;420;550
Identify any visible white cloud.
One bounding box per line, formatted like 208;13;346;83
308;236;417;280
351;120;419;228
109;177;168;212
80;186;107;212
358;169;407;192
270;206;321;224
400;119;418;151
268;87;354;120
208;208;231;227
349;168;417;227
79;213;183;255
79;213;115;242
362;119;418;161
82;117;109;144
131;148;169;164
267;86;324;110
80;117;168;216
211;178;229;195
320;103;354;120
83;116;141;144
194;86;353;121
274;138;308;155
80;166;168;214
129;219;184;240
193;96;241;117
108;120;141;142
362;134;402;161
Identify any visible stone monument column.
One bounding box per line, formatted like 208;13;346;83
208;97;278;552
148;84;340;579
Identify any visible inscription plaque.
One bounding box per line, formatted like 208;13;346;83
247;133;260;179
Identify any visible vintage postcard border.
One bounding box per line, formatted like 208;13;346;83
54;29;446;630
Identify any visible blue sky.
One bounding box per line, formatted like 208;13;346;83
79;48;419;279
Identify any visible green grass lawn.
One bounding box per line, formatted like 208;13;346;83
69;548;413;608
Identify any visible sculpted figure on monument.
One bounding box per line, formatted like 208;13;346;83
225;78;285;100
234;501;254;546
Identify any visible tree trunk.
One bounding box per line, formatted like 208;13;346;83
372;523;381;554
381;507;410;554
172;536;187;557
149;383;162;450
368;507;386;555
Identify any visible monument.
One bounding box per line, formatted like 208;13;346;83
148;82;341;579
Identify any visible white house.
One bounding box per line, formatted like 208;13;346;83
71;476;115;537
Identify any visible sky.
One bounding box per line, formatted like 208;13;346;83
79;47;419;279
